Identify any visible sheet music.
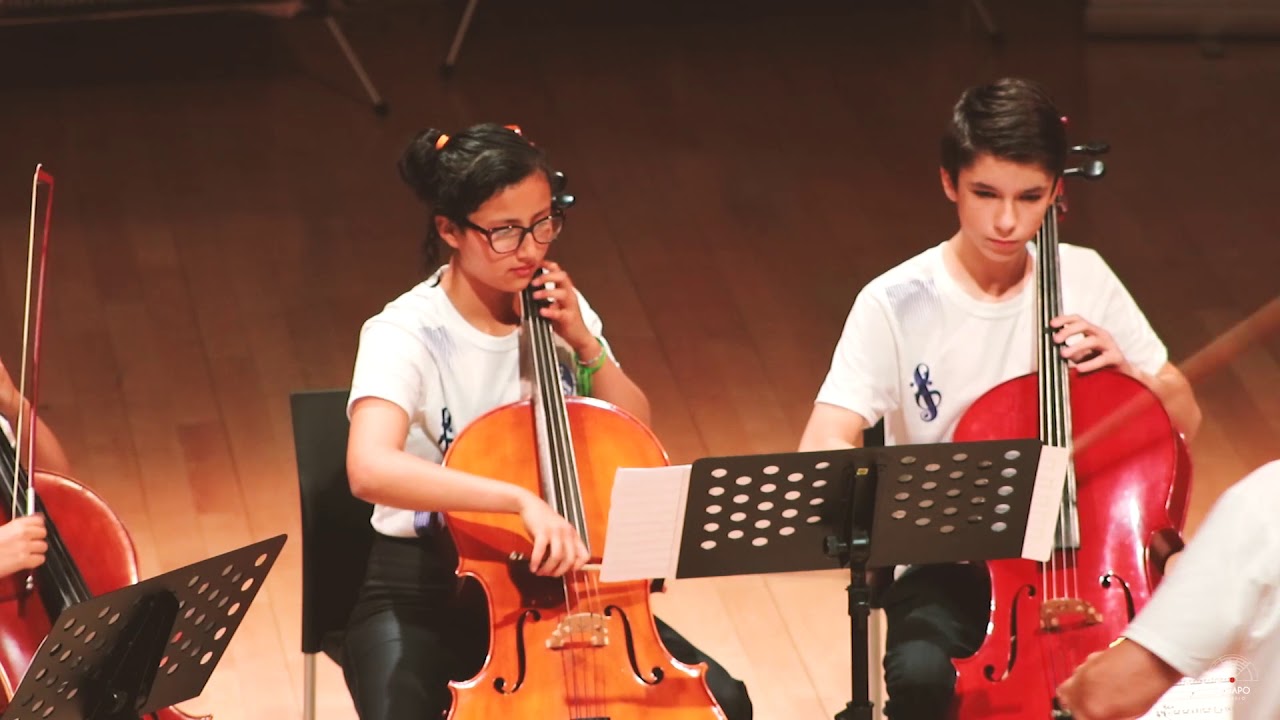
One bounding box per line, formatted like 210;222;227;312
599;464;692;583
1022;445;1070;561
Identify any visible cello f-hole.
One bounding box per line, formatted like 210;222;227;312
493;609;540;695
985;583;1037;683
1098;573;1136;621
604;605;663;685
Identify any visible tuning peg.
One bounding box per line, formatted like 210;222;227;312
1069;142;1110;155
551;170;569;193
1064;160;1106;180
554;192;576;211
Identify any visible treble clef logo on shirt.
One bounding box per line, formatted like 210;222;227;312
912;364;942;421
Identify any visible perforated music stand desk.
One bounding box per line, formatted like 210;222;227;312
628;438;1066;720
1;534;287;720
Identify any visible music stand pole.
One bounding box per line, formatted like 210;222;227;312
826;463;877;720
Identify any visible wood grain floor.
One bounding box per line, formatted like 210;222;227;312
0;1;1276;718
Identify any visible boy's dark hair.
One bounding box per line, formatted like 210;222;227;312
941;78;1067;182
398;123;553;272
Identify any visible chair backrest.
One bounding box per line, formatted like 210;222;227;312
864;418;885;449
291;388;375;662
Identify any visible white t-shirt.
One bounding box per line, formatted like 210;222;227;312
815;241;1168;446
1126;460;1280;720
347;266;611;538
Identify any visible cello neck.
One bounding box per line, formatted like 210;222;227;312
1034;200;1074;451
1035;194;1084;551
519;274;592;552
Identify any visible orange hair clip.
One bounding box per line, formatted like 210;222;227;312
434;133;451;150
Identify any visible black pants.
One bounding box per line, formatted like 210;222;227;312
880;563;990;720
342;533;752;720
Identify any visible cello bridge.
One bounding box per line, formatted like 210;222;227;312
1040;598;1103;632
546;612;609;649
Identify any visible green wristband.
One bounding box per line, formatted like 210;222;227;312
575;338;607;395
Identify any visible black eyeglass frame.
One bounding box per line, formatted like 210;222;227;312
455;210;566;254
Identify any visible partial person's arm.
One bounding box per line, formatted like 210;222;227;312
0;359;72;477
1127;361;1201;442
1056;639;1184;720
1058;255;1203;441
798;403;869;451
347;397;536;513
1052;317;1202;441
532;261;650;425
569;337;650;426
1056;461;1280;719
800;288;897;452
346;397;587;576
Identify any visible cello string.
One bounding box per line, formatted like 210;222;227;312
528;289;598;716
1037;206;1066;699
521;287;573;709
1042;199;1082;604
1036;217;1059;603
1047;206;1081;601
526;291;586;715
543;296;611;716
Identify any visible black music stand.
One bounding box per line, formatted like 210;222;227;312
1;534;287;720
673;439;1066;720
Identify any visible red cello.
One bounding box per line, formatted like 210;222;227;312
0;166;207;720
948;151;1192;718
441;273;725;719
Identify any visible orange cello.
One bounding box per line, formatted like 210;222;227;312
947;149;1192;718
0;165;207;720
441;273;726;719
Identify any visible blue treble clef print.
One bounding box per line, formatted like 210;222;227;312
912;363;942;421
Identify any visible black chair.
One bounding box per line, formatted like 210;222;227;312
291;388;375;720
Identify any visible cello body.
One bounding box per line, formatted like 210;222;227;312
948;369;1191;718
443;397;725;720
0;471;207;720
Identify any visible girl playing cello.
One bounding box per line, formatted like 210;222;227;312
342;123;752;720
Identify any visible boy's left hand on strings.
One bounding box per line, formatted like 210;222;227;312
1051;314;1135;377
532;261;600;358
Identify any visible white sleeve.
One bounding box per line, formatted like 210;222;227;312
1122;462;1280;677
1092;255;1169;376
347;319;435;420
814;290;900;425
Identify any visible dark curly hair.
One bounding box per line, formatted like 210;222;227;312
398;123;554;272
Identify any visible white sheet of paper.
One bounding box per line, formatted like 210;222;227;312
1137;659;1238;719
599;464;692;583
1022;445;1070;562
